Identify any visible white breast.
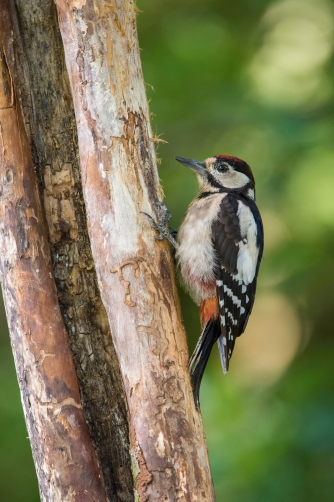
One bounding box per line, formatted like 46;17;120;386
176;193;226;304
236;201;259;285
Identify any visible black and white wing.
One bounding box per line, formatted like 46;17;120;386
211;194;264;373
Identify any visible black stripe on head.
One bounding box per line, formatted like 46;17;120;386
206;171;226;189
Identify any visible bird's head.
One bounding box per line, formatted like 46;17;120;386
175;154;255;200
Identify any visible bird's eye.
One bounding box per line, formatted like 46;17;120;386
216;163;228;173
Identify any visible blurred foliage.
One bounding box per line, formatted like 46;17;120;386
1;0;334;499
0;299;39;501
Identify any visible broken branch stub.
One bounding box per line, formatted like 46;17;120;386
55;0;215;500
0;2;107;500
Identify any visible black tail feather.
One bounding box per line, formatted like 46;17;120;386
189;318;221;409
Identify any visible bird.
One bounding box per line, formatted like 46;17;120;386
142;154;264;408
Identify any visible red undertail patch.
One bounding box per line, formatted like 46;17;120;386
200;297;219;329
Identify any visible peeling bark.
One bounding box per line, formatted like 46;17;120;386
55;1;216;500
0;0;215;499
11;1;134;499
0;2;106;500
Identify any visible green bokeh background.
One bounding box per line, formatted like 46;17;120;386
1;0;334;499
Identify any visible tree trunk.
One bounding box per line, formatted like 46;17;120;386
11;0;134;499
0;0;215;500
55;1;215;500
0;3;106;501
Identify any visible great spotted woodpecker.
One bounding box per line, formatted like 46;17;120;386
143;155;264;408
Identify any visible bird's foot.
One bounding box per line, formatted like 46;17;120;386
141;202;178;249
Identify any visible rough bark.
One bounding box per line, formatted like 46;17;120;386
11;1;134;499
55;1;216;500
0;2;106;501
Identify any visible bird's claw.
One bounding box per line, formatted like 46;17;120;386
141;202;177;249
141;211;157;227
153;201;172;227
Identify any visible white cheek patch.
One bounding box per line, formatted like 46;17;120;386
216;169;250;189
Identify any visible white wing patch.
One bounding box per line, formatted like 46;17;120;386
236;201;259;285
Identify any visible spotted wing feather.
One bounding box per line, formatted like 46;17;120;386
212;194;263;372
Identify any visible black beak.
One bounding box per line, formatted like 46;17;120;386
175;156;207;177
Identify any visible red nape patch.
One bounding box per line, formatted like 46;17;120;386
215;154;243;162
200;297;219;328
